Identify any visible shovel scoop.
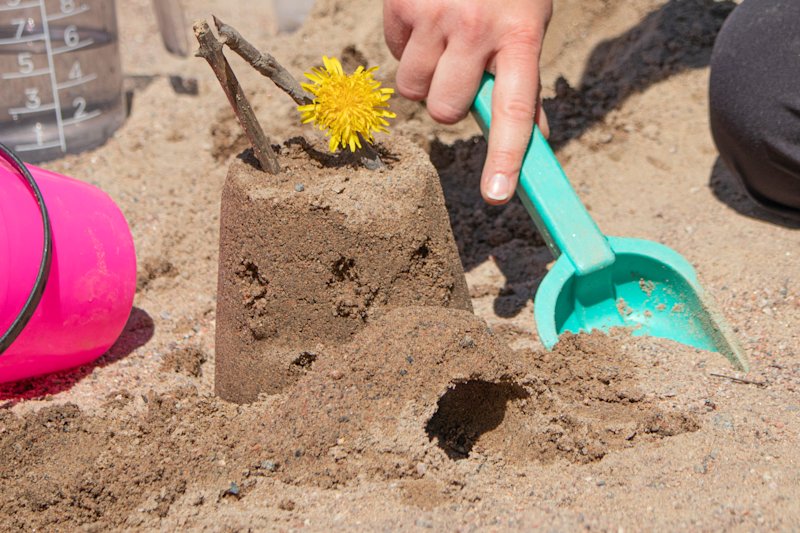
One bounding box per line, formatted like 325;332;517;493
472;74;747;370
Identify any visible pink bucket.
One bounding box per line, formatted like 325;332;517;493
0;145;136;383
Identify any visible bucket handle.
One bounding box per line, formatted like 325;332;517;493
0;143;53;355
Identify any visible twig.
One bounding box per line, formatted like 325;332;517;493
213;16;312;106
355;134;385;170
210;17;385;170
709;373;768;387
193;20;280;174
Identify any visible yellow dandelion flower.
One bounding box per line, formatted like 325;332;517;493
298;56;396;153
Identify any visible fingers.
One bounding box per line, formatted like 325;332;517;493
394;28;445;101
385;0;445;102
383;0;411;60
384;0;551;206
426;43;488;124
481;36;541;205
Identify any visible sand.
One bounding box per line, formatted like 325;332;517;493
1;0;799;530
215;136;470;402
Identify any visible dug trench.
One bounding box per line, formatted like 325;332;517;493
0;307;700;530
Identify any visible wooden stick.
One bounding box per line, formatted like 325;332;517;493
193;20;280;174
355;133;385;170
210;17;384;170
213;16;312;106
709;373;767;387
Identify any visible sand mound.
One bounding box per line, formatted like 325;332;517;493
0;308;701;529
259;307;524;488
0;0;797;529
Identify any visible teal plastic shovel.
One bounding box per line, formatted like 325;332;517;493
472;74;747;370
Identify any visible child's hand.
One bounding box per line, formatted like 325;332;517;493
384;0;552;204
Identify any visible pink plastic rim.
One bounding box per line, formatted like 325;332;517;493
0;143;53;354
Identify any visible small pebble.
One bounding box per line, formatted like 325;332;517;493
294;183;305;192
712;413;735;431
260;460;277;472
224;482;240;497
279;499;296;511
459;335;476;349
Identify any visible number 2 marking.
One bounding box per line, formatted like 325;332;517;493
73;97;87;119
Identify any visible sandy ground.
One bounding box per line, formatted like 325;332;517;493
1;0;799;530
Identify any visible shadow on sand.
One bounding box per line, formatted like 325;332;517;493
0;307;155;405
434;0;738;318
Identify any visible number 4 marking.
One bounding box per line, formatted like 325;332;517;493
69;61;82;79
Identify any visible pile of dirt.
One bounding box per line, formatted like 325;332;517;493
0;307;699;530
0;0;798;529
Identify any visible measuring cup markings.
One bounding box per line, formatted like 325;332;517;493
0;1;41;11
45;3;88;20
0;0;123;162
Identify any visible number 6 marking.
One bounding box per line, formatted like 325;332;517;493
64;25;79;47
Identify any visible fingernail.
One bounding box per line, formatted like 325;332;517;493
486;173;511;201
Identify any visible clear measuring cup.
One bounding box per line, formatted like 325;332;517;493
0;0;125;163
271;0;315;32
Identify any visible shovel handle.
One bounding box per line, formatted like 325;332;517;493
471;73;615;276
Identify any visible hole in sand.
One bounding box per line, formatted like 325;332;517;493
292;351;317;370
425;380;529;460
413;242;430;260
331;256;357;282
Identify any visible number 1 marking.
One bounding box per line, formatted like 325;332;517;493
38;0;66;152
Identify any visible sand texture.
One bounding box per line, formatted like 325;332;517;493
1;0;798;531
215;137;470;402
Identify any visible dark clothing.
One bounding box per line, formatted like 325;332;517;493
709;0;800;218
